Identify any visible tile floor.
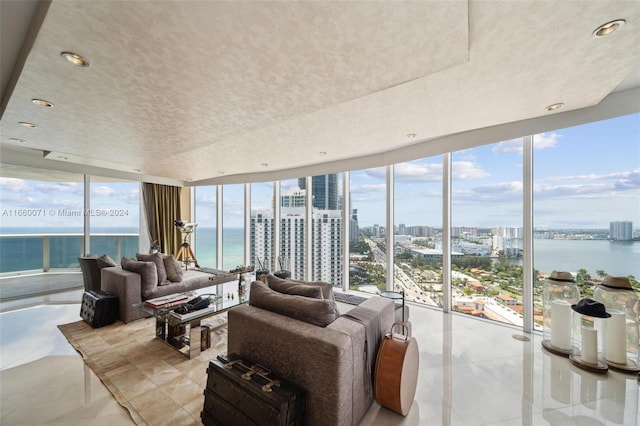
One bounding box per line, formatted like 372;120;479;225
1;286;638;425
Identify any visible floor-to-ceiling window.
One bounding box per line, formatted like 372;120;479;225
89;177;139;262
0;167;85;273
194;185;217;267
532;114;640;327
250;182;274;273
348;168;387;293
222;184;245;270
182;114;639;322
452;141;524;325
394;157;444;306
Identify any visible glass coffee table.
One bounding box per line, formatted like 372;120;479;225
133;287;249;359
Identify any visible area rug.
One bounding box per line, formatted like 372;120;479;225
58;315;228;426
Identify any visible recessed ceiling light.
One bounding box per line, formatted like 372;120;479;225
260;163;268;167
185;177;193;181
32;98;54;108
10;138;26;144
319;152;327;156
61;51;89;67
57;156;68;160
593;19;626;38
406;133;417;139
545;103;564;111
19;121;37;128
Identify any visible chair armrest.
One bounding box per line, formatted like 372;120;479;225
100;266;148;323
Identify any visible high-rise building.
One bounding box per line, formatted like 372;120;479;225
280;187;306;207
311;210;343;284
250;210;274;270
609;221;633;241
349;208;359;244
298;174;338;210
251;188;343;284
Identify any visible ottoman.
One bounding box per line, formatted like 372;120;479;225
80;290;118;328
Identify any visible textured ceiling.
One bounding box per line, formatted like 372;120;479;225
1;0;639;184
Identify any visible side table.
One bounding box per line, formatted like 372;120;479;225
380;290;405;321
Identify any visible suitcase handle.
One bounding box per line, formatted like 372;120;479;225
385;321;411;341
222;357;281;392
261;379;281;392
240;363;270;380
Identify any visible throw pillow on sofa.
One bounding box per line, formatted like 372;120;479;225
121;257;158;298
96;254;117;269
136;252;167;285
163;254;184;283
267;275;323;299
249;281;337;327
266;274;335;300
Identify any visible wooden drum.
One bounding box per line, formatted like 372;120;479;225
374;321;419;416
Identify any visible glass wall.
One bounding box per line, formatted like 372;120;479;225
185;112;638;331
0;168;84;272
0;169;142;276
452;141;524;325
533;114;640;324
89;177;139;261
394;157;444;306
222;184;245;270
250;182;274;273
348;168;387;293
194;185;217;268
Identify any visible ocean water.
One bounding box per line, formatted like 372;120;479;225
194;228;244;270
0;227;245;273
0;227;139;272
1;227;638;278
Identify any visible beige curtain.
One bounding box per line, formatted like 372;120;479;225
142;183;182;255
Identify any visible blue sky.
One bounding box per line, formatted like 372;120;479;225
351;114;640;228
1;114;638;231
0;180;139;230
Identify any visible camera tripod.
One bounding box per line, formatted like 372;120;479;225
175;234;199;269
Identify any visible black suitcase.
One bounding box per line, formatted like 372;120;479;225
202;353;306;426
80;290;118;328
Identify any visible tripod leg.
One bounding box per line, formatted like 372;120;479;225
176;246;188;270
186;246;199;268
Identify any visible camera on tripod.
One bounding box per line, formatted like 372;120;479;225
174;219;199;269
174;220;198;234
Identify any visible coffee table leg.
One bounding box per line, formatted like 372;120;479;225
189;319;202;359
155;317;166;340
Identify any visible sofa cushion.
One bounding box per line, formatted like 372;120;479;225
121;257;158;298
267;276;323;299
266;274;335;300
96;254;117;269
163;254;184;283
136;252;166;285
249;281;337;327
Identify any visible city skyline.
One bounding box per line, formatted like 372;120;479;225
1;114;638;230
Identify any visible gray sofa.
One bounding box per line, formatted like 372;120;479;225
228;279;394;426
101;260;237;323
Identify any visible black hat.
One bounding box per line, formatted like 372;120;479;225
571;298;611;318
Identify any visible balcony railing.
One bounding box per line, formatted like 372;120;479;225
0;233;139;274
